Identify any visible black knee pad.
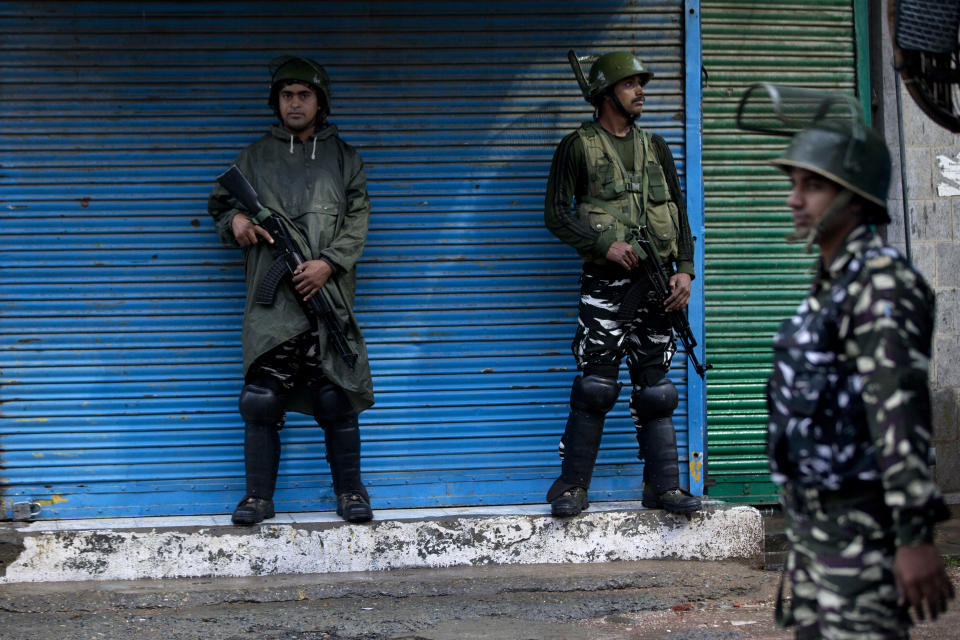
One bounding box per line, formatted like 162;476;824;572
629;378;678;423
238;383;285;425
571;374;620;415
312;382;356;424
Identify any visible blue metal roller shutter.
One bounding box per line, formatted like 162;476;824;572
0;0;693;519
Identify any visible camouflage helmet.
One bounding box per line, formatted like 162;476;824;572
586;51;653;103
268;55;331;116
771;119;891;221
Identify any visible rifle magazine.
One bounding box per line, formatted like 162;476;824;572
254;256;289;305
617;280;649;322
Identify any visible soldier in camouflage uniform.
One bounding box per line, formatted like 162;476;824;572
759;95;953;637
208;56;375;525
543;51;701;517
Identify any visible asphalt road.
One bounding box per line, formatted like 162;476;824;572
1;561;958;640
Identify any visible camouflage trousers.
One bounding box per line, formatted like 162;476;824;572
249;331;328;398
572;263;675;385
779;482;911;639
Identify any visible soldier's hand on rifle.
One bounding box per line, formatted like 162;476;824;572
293;259;333;302
664;272;691;312
231;213;274;247
606;241;640;271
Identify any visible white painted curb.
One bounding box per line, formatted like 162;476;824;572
1;502;762;584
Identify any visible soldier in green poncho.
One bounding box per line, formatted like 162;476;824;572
208;56;375;525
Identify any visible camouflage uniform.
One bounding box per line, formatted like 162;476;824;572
544;120;699;511
572;262;676;382
767;224;949;639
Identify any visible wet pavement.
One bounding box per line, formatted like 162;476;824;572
1;507;959;639
2;557;960;640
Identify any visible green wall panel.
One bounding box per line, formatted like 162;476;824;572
702;0;861;503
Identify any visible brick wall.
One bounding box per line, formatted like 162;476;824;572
880;15;960;493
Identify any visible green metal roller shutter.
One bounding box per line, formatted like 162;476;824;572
701;0;862;502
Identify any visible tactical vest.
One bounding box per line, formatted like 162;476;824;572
575;121;679;265
765;248;887;491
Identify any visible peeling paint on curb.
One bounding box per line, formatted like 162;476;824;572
0;523;26;578
0;504;762;584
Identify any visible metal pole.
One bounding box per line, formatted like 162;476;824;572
894;72;913;264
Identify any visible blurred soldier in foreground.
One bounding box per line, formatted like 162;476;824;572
739;84;953;638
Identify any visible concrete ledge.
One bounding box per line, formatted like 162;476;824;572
0;501;762;584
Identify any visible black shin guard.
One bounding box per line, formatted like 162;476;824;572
239;383;285;500
630;378;680;494
243;422;280;500
244;423;281;499
552;409;604;497
642;417;680;493
546;374;620;502
314;383;367;499
324;418;367;498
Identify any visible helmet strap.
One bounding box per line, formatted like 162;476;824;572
597;90;635;123
612;93;636;123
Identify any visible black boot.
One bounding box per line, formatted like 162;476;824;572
232;421;281;525
337;492;373;523
550;487;590;517
315;383;373;523
546;374;620;517
232;496;276;525
234;383;284;525
641;486;701;513
639;415;701;513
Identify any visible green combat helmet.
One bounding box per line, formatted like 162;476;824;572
771;119;890;219
268;55;331;117
736;83;891;244
568;50;653;106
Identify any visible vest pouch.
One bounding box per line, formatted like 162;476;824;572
593;157;626;201
646;201;679;262
647;164;669;204
645;162;678;262
577;202;621;240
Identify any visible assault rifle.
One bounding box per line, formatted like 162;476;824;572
216;165;358;369
617;227;711;379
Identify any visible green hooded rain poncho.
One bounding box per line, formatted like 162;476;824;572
208;123;374;414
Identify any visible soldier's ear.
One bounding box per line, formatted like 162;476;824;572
847;195;866;218
597;92;613;113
